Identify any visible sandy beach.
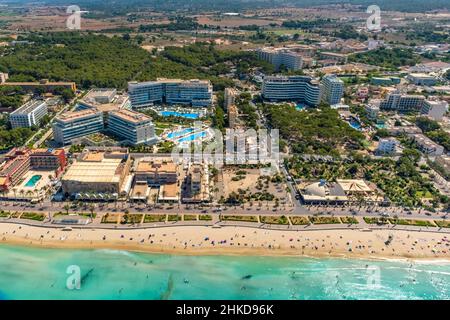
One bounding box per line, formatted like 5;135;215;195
0;223;449;260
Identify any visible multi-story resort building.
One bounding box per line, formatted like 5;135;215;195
224;87;238;110
108;109;157;145
261;75;322;106
406;73;438;86
9;100;48;128
421;100;448;121
321;75;344;105
379;93;426;112
256;48;304;71
128;79;213;109
0;147;66;192
61;149;131;198
370;77;401;86
52;109;104;145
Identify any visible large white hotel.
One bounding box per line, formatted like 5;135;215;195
9;99;48;128
53;89;156;146
128;78;213;109
261;76;322;106
256;47;304;71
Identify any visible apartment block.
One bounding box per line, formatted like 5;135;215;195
134;160;178;186
9;100;48;128
410;134;444;156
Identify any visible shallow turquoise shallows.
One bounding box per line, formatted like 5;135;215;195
0;245;449;300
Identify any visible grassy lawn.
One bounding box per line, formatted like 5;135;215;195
388;218;436;227
168;214;181;222
199;214;212;221
289;216;310;225
434;220;450;228
183;214;198;221
309;216;341;224
121;214;143;224
221;215;258;222
101;213;120;224
20;212;45;221
260;215;289;225
363;217;389;225
10;212;21;218
0;210;10;218
340;216;359;224
144;214;166;223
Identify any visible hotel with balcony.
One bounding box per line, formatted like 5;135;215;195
261;75;322;106
108;109;157;145
9;99;48;128
256;47;304;71
321;75;344;105
128;78;213;109
52;109;104;145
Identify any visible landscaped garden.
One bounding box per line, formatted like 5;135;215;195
289;216;310;225
260;215;289;225
199;214;212;221
144;214;166;223
122;214;143;224
20;212;46;221
309;216;341;224
221;215;258;222
340;217;359;224
388;218;436;227
183;214;198;221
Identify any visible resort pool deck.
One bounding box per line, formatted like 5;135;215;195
177;131;207;143
167;128;194;139
24;175;42;188
160;111;200;119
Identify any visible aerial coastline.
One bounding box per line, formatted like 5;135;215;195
1;223;449;261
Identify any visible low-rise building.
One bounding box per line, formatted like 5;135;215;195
410;134;444;156
376;138;398;155
61;150;131;197
134;160;178;186
435;155;450;176
365;102;380;120
407;73;438;86
0;79;76;93
370;77;401;86
9;100;48;128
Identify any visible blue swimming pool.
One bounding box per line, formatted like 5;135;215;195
167;128;194;139
160;111;200;119
25;175;42;187
296;103;307;110
177;131;207;143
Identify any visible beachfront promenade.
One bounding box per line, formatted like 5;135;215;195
1;211;449;235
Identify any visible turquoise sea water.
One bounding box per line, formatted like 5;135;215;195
0;245;449;300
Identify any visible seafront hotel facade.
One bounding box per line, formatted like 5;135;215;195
261;75;322;106
128;78;213;109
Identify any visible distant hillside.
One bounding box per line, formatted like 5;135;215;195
4;0;450;14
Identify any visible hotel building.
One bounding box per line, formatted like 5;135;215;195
321;75;344;105
128;78;213;109
52;109;104;145
380;93;425;112
0;78;76;93
261;75;322;106
256;48;304;71
410;134;444;156
0;148;66;191
407;73;438;86
108;109;157;145
134;160;178;186
376;138;398;155
9;100;48;128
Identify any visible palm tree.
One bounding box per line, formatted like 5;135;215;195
88;204;95;220
63;204;70;215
